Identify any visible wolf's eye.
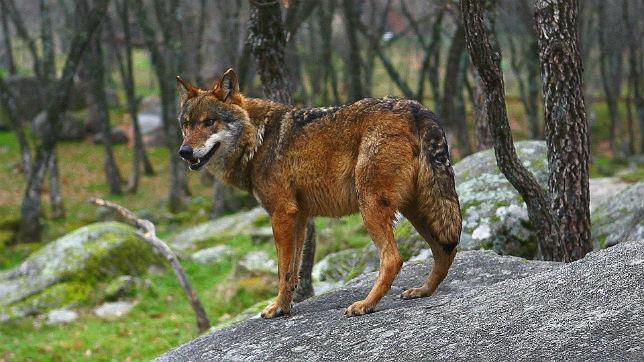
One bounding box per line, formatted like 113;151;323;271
203;119;215;127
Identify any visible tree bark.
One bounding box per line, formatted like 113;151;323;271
341;0;364;102
597;1;624;157
17;0;109;243
535;0;592;260
622;0;644;154
462;0;568;262
247;0;316;299
505;3;541;140
134;0;189;212
88;29;122;195
247;0;293;104
0;0;16;75
319;0;341;104
108;0;154;194
471;69;493;150
47;151;64;219
442;21;472;156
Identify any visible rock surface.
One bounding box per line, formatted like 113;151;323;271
94;301;135;319
235;251;277;276
0;222;158;321
159;241;644;361
169;207;269;253
45;309;78;325
592;182;644;248
453;140;547;257
190;245;236;265
32;111;87;141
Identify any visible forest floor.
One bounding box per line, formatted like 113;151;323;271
0;97;642;360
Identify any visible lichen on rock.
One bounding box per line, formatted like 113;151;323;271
0;222;160;322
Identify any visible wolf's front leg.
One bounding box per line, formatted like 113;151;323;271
261;205;298;319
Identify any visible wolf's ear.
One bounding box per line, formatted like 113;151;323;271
213;69;241;105
176;76;198;106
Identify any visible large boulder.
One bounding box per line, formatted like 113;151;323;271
0;222;159;321
2;77;87;122
159;240;644;361
592;182;644;248
126;96;164;148
312;222;428;293
169;207;270;253
32;111;86;141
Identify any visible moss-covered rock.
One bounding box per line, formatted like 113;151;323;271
453;141;548;258
0;222;159;322
591;182;644;249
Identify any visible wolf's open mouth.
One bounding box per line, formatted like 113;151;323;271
188;142;220;170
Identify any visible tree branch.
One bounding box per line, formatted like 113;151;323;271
89;198;211;333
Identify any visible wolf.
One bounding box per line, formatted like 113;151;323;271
176;69;462;318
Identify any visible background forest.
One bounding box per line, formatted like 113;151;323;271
0;0;643;360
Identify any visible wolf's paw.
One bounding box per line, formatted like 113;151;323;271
261;302;289;319
400;287;431;300
344;300;375;317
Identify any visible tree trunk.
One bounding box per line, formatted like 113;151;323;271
247;0;315;299
471;69;493;151
18;0;108;243
462;0;567;262
247;0;292;104
442;22;472;156
597;1;624;157
535;0;592;261
134;0;189;212
341;0;364;102
88;30;122;195
0;0;16;75
319;0;340;104
108;0;154;193
623;0;644;154
47;151;65;219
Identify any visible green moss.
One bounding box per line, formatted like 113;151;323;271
8;282;92;318
394;219;414;241
60;223;160;285
345;261;366;282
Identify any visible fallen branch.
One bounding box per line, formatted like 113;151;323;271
89;197;210;333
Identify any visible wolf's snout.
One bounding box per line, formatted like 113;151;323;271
178;145;194;159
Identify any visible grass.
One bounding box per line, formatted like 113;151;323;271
0;258;274;361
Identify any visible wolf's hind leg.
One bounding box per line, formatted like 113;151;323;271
345;194;403;317
400;200;460;299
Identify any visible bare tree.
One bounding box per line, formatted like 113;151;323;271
87;27;123;195
134;0;190;212
463;0;568;261
501;0;541;139
442;19;472;156
0;0;16;75
247;0;315;302
623;0;644;154
318;0;341;104
17;0;110;242
106;0;155;194
597;1;624;157
342;0;364;102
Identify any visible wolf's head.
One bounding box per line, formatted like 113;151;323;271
176;69;259;174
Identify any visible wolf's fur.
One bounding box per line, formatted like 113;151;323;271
177;70;462;318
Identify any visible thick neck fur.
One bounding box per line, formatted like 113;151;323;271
219;97;291;191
